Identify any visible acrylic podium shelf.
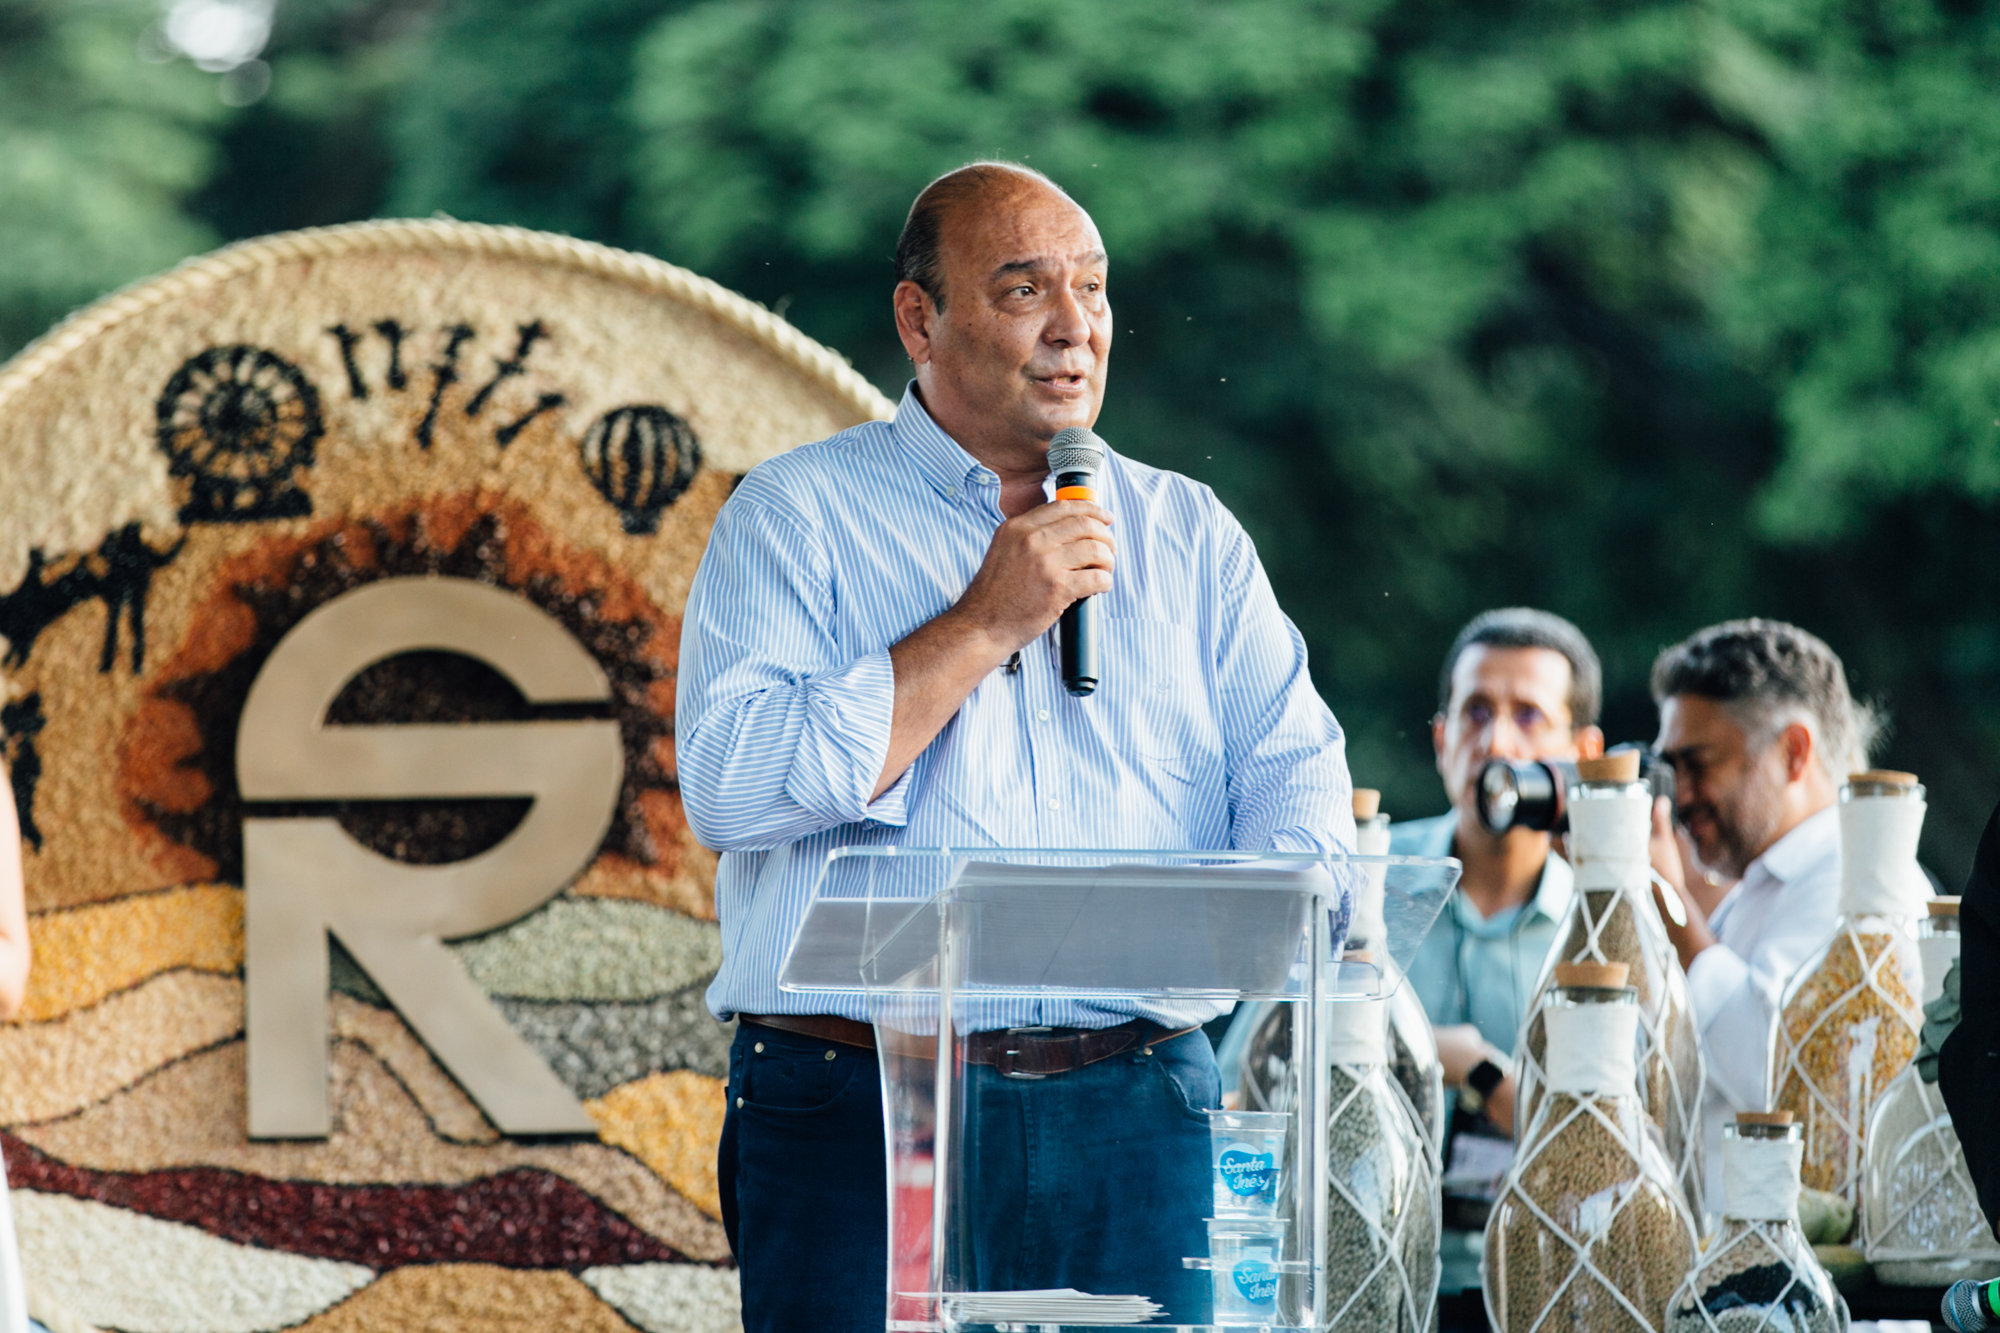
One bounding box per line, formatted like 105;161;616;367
778;848;1459;1333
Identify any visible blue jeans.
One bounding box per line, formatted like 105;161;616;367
720;1022;1220;1332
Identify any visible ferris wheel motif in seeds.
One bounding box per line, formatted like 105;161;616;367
157;345;325;523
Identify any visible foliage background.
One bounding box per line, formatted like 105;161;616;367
5;0;1998;878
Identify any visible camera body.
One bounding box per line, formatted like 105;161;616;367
1475;743;1673;837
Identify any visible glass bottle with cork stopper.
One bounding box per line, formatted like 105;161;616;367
1356;787;1447;1157
1859;893;2000;1284
1771;770;1928;1209
1314;970;1441;1332
1511;748;1707;1221
1669;1110;1848;1333
1238;788;1447;1158
1485;961;1698;1333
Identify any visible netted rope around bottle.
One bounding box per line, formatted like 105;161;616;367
1487;1094;1698;1333
1668;1219;1837;1333
1772;925;1922;1203
0;217;898;426
1862;1070;2000;1265
1513;883;1707;1218
1324;1061;1440;1333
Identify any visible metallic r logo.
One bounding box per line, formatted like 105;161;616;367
237;576;622;1138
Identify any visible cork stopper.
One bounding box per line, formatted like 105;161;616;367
1851;769;1919;788
1928;896;1962;917
1736;1110;1794;1126
1352;788;1381;821
1341;949;1375;964
1577;751;1641;783
1554;961;1629;988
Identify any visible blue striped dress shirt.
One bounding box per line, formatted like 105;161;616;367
679;385;1355;1028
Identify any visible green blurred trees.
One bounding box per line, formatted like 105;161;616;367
4;0;1999;873
0;0;223;352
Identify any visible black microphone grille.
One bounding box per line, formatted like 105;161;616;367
1047;426;1105;476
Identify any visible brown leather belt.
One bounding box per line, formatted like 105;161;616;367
739;1015;1197;1079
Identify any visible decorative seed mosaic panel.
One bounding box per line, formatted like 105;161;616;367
0;222;893;1333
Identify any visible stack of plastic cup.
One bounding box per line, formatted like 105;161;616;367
1207;1108;1290;1323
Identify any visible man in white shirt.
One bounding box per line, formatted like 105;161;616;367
1645;619;1877;1208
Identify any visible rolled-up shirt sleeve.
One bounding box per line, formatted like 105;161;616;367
677;493;913;852
1207;506;1355;860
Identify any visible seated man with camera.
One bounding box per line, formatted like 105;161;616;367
1393;608;1605;1298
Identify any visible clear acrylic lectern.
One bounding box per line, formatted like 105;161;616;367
778;847;1458;1332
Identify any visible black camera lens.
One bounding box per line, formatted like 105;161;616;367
1474;745;1672;837
1475;758;1570;836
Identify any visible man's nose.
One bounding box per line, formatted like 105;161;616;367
1045;283;1090;347
1485;714;1534;760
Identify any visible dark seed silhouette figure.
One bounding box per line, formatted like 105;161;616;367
1;693;45;850
0;523;184;675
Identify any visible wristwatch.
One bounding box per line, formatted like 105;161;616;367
1457;1057;1506;1116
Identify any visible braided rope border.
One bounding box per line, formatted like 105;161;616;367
0;219;898;426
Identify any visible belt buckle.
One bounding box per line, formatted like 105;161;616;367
998;1026;1052;1080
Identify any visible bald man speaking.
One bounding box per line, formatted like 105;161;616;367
678;163;1353;1330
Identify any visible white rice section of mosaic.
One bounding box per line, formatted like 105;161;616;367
14;1191;374;1333
581;1263;743;1333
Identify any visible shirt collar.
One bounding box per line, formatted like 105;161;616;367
1745;803;1841;886
1531;848;1575;924
892;383;990;500
1415;812;1573;929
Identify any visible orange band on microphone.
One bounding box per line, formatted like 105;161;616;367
1055;486;1095;502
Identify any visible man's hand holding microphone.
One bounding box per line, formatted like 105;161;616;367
872;428;1112;798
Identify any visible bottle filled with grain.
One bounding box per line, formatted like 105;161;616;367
1485;962;1698;1333
1354;788;1448;1158
1238;788;1445;1156
1668;1112;1848;1333
1512;751;1707;1219
1771;771;1929;1208
1319;987;1441;1332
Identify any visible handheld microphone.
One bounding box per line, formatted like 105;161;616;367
1047;425;1105;697
1944;1277;2000;1331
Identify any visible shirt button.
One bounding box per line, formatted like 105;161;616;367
1037;709;1051;722
1046;797;1060;811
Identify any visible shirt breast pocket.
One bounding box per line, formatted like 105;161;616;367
1097;615;1224;784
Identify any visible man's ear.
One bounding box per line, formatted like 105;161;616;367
1780;720;1815;783
893;280;937;366
1574;725;1605;761
1431;713;1448;775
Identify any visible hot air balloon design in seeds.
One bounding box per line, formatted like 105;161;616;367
579;405;702;535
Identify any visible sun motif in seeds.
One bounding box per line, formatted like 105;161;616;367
118;495;682;889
